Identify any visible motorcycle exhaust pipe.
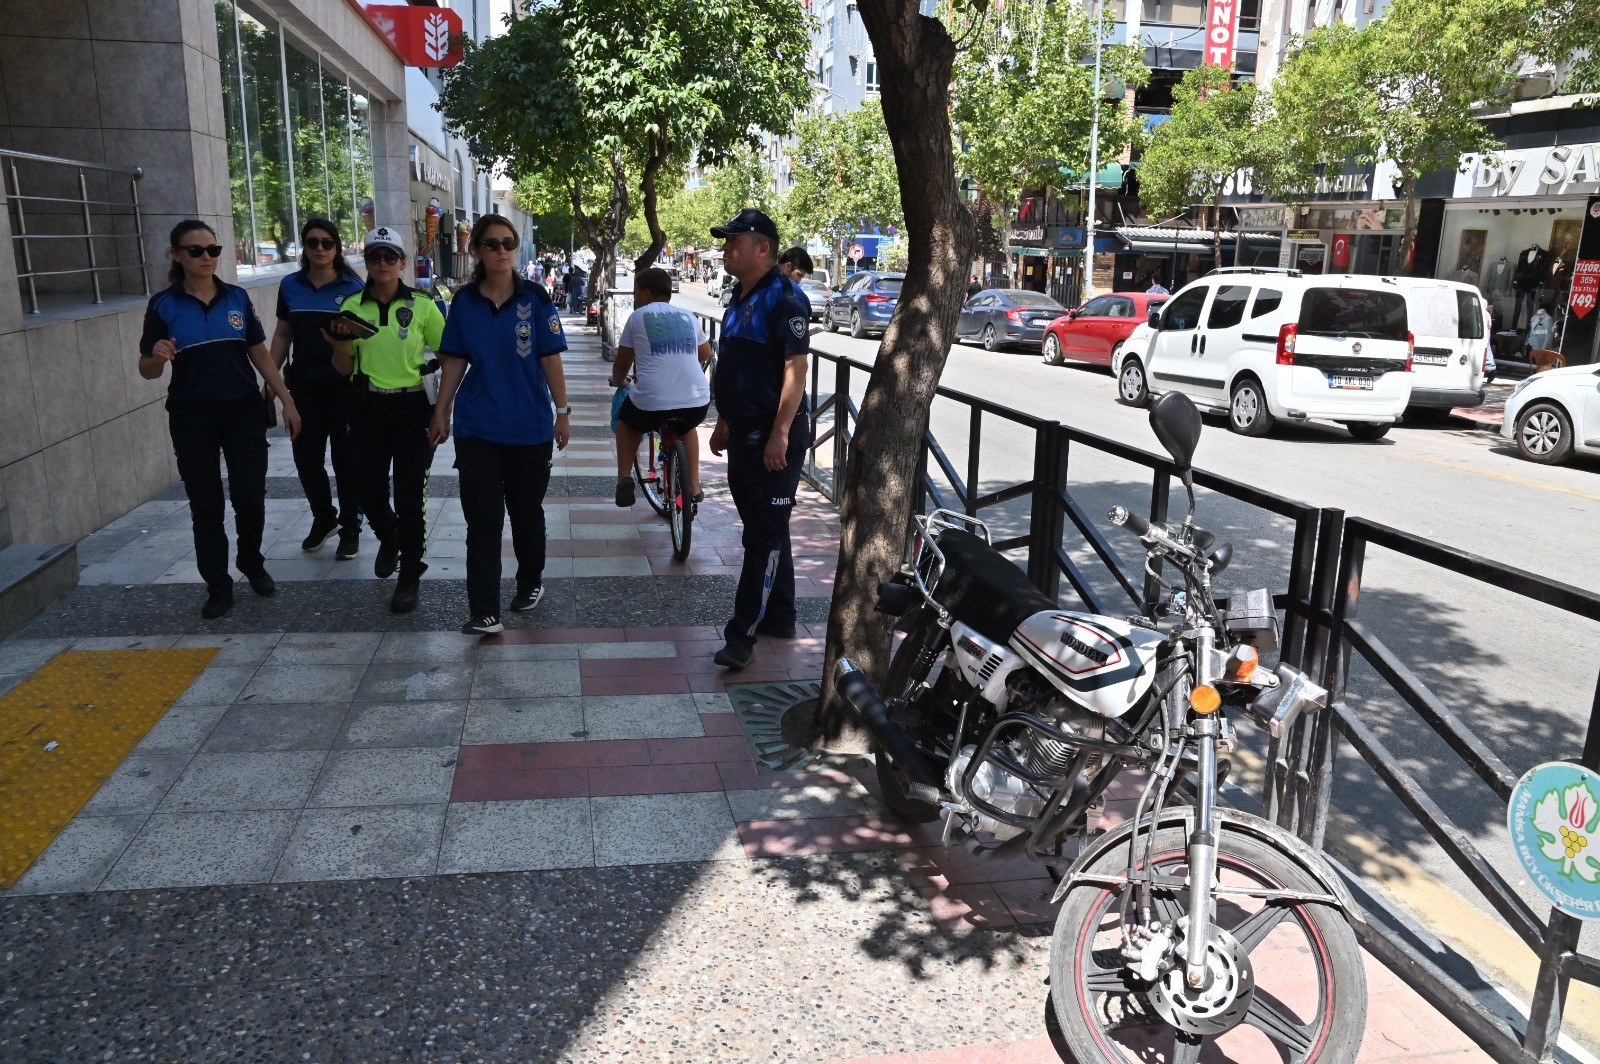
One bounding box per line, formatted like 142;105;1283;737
834;658;942;803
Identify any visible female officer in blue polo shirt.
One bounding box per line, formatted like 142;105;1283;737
139;219;301;620
270;218;365;559
428;214;571;636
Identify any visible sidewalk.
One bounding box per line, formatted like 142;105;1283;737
0;320;1498;1061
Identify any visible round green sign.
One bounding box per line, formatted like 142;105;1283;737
1507;761;1600;921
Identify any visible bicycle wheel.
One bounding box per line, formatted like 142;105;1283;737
633;430;668;515
667;439;692;561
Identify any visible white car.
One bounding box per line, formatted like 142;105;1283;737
1501;363;1600;465
1115;268;1414;440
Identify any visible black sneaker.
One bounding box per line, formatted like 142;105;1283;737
615;478;635;507
335;530;360;560
300;516;339;553
201;586;234;619
244;569;276;597
713;642;755;670
511;585;545;612
375;540;399;579
461;614;504;636
755;620;797;639
390;563;426;613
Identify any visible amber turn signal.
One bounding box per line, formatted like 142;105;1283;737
1189;685;1222;715
1226;646;1259;681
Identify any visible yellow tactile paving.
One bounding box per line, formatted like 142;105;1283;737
0;648;217;888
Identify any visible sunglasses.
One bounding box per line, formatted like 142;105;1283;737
364;249;403;265
478;236;518;252
303;237;338;251
178;244;224;259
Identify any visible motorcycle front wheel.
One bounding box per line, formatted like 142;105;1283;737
873;609;942;823
1049;824;1366;1064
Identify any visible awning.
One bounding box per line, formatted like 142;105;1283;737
1056;162;1127;190
1116;226;1236;254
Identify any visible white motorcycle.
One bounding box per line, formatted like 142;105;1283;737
834;391;1368;1063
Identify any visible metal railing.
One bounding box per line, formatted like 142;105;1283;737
719;327;1598;1062
2;148;148;314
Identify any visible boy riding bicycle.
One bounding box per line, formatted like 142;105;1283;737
609;268;715;507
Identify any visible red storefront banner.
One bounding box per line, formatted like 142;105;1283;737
346;2;464;67
1204;0;1241;70
1571;260;1600;319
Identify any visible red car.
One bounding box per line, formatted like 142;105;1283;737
1041;291;1167;368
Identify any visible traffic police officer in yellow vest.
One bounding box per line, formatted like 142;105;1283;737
327;226;446;613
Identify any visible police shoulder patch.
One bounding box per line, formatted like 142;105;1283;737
228;310;244;330
789;316;806;339
547;316;562;334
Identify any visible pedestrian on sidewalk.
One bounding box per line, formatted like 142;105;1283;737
609;267;713;507
778;247;813;283
429;214;571;636
139;219;301;620
270;218;365;561
707;208;812;669
567;261;587;314
326;226;446;614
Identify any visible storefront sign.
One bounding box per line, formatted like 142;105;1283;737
1286;229;1320;242
1050;226;1085;249
1236;207;1288;229
361;5;463;67
1455;142;1600;199
1204;0;1241;69
1225;161;1398;202
1571;197;1600;321
410;146;449;190
1012;225;1046;244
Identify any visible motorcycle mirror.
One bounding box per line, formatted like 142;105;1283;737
1208;541;1233;575
1149;391;1202;480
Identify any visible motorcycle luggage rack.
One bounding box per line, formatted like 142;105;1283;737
907;510;992;613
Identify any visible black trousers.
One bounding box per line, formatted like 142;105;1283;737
723;415;811;649
289;376;361;532
169;396;268;593
350;391;434;572
455;435;554;617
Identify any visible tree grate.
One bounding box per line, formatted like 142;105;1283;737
726;680;869;775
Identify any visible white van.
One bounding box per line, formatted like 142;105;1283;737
1392;278;1489;413
1124;268;1414;440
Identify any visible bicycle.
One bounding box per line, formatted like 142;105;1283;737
632;417;696;562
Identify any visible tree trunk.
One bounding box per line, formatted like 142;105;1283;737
1209;184;1224;269
570;153;630;354
633;130;674;275
818;0;976;737
1399;172;1417;277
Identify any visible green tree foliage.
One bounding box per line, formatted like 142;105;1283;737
1457;0;1596;96
951;1;1146;253
1138;65;1311;266
438;0;811;342
786;101;903;283
656;147;773;253
1271;0;1507;272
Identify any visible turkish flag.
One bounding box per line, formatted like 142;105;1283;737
1331;234;1350;269
362;5;464;67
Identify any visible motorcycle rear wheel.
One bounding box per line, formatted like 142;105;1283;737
1049;824;1365;1064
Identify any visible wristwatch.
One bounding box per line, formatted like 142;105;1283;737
554;405;571;415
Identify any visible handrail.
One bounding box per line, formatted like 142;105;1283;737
1;147;148;314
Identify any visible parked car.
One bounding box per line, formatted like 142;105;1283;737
1392;278;1489;413
1115;267;1414;440
798;277;831;320
1041;291;1166;368
1501;363;1600;465
956;289;1067;351
823;271;905;338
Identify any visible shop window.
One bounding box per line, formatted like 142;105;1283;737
285;41;326;239
216;0;255;268
321;72;359;246
864;62;879;91
235;1;293;264
1251;288;1283;318
351;89;375;238
1207;285;1250;329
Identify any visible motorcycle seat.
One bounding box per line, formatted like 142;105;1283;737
932;529;1055;644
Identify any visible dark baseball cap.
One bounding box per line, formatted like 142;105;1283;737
711;208;780;243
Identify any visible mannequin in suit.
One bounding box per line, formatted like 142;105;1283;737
1512;246;1547;329
1485;256;1511;295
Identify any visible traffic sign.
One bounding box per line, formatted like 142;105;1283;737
848;244;864;261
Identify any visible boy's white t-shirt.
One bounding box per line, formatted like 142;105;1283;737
619;302;710;410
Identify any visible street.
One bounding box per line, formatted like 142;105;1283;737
678;281;1600;996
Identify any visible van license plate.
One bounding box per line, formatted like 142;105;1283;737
1328;375;1373;390
1412;353;1448;365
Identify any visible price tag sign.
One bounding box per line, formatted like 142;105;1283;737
1570;259;1600;319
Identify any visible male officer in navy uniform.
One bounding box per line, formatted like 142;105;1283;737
708;209;812;668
